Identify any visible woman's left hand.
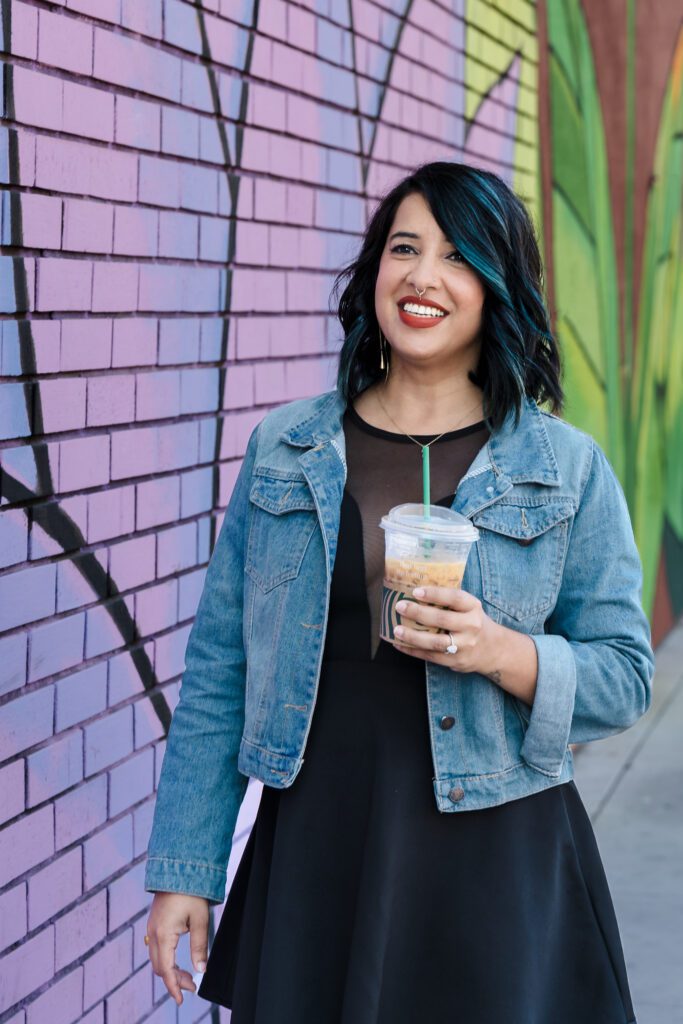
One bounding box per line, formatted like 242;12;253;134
392;586;497;674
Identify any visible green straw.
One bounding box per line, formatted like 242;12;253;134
422;445;430;520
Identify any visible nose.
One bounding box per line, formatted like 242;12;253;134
406;254;440;295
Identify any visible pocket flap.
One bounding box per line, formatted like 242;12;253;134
249;475;316;515
473;498;575;540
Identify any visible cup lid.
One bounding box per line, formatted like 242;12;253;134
379;503;479;542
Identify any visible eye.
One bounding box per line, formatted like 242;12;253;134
390;244;416;255
389;244;465;263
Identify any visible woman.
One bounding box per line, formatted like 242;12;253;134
144;162;654;1022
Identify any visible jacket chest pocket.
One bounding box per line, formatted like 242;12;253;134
246;473;319;593
472;499;575;628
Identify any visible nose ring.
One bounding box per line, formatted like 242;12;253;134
415;287;425;298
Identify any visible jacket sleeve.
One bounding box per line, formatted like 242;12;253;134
144;420;261;904
519;436;655;778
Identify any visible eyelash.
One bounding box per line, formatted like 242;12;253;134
390;244;465;263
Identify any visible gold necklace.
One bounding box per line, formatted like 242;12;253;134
374;389;484;452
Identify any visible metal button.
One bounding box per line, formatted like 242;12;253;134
448;786;465;803
439;715;455;730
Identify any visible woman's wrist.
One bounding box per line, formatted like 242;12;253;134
478;619;539;707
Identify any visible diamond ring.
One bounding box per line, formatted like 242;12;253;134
445;632;458;655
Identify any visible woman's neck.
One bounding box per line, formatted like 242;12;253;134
355;379;485;436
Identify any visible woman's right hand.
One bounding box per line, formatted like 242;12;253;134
145;891;210;1006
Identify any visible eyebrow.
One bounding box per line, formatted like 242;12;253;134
388;230;452;244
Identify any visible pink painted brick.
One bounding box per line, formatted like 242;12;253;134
0;882;27;954
105;962;152;1022
161;105;200;159
254;358;287;404
56;551;102;614
28;612;86;683
154;624;191;682
84;705;133;776
7;192;62;249
37;257;93;312
55;775;107;849
163;0;202;53
36;136;137;202
180;366;219;414
0;507;29;570
9;1;38;59
236;316;270;359
133;798;154;858
58;434;110;492
109;534;156;591
27;729;84;806
36;377;86;433
108;861;150;932
0;684;54;759
157;522;197;577
56;662;107;731
85;604;129;659
109;748;154;816
135;578;178;636
26;965;84;1024
0;760;26;826
61;318;112;370
67;0;120;19
180;466;213;518
38;8;93;74
108;650;147;706
199;214;229;261
80;1005;104;1024
121;0;162;37
28;847;82;929
179;164;219;213
0;632;27;700
235;219;269;263
83;929;133;1010
12;65;63;132
112;317;157;367
0;926;54;1016
111;421;199;479
0;127;35;188
138;264;185;312
178;566;206;619
158;210;198;259
136;474;180;530
55;890;107;970
93;29;182;102
135;369;180;421
84;814;133;888
135;685;176;745
92;261;139;313
113;206;158;258
138;155;180;208
158;317;200;364
0;806;54;889
63;80;114;143
199;113;223;163
115;93;161;152
223;362;255;410
230;267;286;312
86;373;136;428
181;57;215;113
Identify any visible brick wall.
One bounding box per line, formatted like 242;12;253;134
0;0;538;1019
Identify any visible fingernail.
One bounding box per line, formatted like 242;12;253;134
413;588;425;597
396;601;407;611
395;626;404;636
197;961;206;973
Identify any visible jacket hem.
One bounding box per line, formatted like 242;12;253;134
144;856;227;905
431;754;574;811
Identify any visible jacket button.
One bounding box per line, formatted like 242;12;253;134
439;715;455;730
448;786;465;803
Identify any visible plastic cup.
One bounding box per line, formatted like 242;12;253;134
379;503;479;644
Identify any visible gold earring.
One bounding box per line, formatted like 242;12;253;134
378;328;389;379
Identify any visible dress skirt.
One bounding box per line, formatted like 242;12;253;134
198;487;636;1023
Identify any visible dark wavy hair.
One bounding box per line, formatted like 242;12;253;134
331;161;563;433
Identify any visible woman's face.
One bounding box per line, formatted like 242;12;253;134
374;192;486;373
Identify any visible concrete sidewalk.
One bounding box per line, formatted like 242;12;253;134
574;616;683;1024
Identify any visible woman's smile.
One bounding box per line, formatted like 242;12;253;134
397;295;450;329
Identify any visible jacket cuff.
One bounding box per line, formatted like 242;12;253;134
519;634;577;777
144;856;226;906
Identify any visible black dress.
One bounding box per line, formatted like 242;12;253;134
198;405;636;1023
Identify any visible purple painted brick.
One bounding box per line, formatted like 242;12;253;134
163;0;202;53
93;29;181;102
4;191;62;249
158;210;198;259
28;611;86;683
36;257;93;312
181;58;214;112
0;381;32;440
0;926;54;1015
121;0;162;37
55;775;107;849
0;685;54;760
28;847;82;929
138;264;185;312
92;261;139;313
0;507;29;569
180;466;213;518
111;419;199;482
136;474;180;530
135;578;178;637
161;105;199;159
108;748;154;816
0;882;27;953
36;136;137;202
138;155;180;208
36;377;86;433
158;317;200;365
134;688;174;747
8;0;38;59
157;522;197;577
84;705;133;776
107;861;150;932
115;93;161;152
0;805;54;888
80;1005;104;1024
63;80;114;143
61;318;112;371
109;534;156;592
113;205;158;258
11;65;63;132
112;317;157;368
85;603;129;659
223;362;255;409
180;366;219;414
67;0;120;20
154;625;191;683
83;929;133;1010
55;890;107;970
26;965;84;1024
105;963;152;1023
84;814;133;888
199;114;224;163
86;373;136;428
199;214;229;261
28;729;84;806
0;759;25;825
135;369;180;421
58;435;110;492
38;8;92;74
56;554;100;614
63;197;114;254
178;566;206;621
56;662;107;732
133;797;155;858
180;164;218;214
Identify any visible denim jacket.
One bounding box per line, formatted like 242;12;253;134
144;389;655;903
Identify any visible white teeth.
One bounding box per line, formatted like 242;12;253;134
401;303;446;317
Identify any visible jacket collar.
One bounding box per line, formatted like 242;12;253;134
279;389;561;489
